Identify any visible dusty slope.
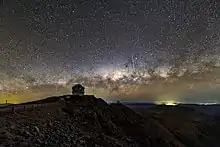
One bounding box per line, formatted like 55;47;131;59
135;105;220;147
0;95;212;147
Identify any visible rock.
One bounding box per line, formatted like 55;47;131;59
17;142;29;147
36;139;42;144
10;125;16;130
0;129;13;142
34;126;40;134
47;121;52;127
22;130;32;138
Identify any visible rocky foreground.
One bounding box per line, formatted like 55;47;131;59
0;95;220;147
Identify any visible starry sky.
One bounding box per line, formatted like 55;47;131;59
1;0;220;104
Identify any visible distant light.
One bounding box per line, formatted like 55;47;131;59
165;102;177;106
155;100;177;106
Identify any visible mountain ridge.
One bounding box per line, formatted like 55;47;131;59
0;95;220;147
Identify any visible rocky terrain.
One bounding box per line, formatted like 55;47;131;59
0;95;220;147
134;104;220;147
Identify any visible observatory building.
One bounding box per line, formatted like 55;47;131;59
72;84;85;96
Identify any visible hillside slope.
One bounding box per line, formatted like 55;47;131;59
135;105;220;147
0;95;220;147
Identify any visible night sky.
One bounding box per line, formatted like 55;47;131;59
1;0;220;104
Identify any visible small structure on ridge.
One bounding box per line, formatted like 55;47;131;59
72;84;85;96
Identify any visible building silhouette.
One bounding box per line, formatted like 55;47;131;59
72;84;85;96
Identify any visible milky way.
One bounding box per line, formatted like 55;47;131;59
0;0;220;103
